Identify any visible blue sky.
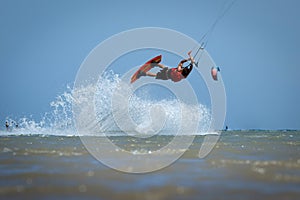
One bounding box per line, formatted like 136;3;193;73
1;0;299;130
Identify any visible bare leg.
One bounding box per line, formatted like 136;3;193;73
146;72;156;77
155;63;167;69
143;63;166;78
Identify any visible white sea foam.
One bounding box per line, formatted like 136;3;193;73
2;71;213;136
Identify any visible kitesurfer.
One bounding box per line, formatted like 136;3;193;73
137;51;195;82
5;121;9;131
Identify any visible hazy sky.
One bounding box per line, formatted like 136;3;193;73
1;0;299;130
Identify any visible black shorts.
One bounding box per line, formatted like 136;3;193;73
156;67;169;80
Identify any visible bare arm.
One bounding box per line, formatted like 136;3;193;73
177;51;195;71
177;59;187;71
187;51;195;64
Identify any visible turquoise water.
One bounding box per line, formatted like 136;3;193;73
0;130;299;200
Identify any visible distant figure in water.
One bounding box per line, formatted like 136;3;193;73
225;125;228;131
5;121;9;131
138;51;195;82
11;121;18;128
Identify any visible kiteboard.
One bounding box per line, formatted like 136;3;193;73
130;55;162;83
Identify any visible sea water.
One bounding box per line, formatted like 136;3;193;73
0;73;299;199
0;131;299;200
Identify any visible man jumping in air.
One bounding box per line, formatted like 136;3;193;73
137;51;195;82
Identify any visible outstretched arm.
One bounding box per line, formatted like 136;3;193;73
177;51;195;71
187;51;195;64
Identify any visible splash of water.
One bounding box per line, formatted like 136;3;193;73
3;86;75;136
2;71;211;136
